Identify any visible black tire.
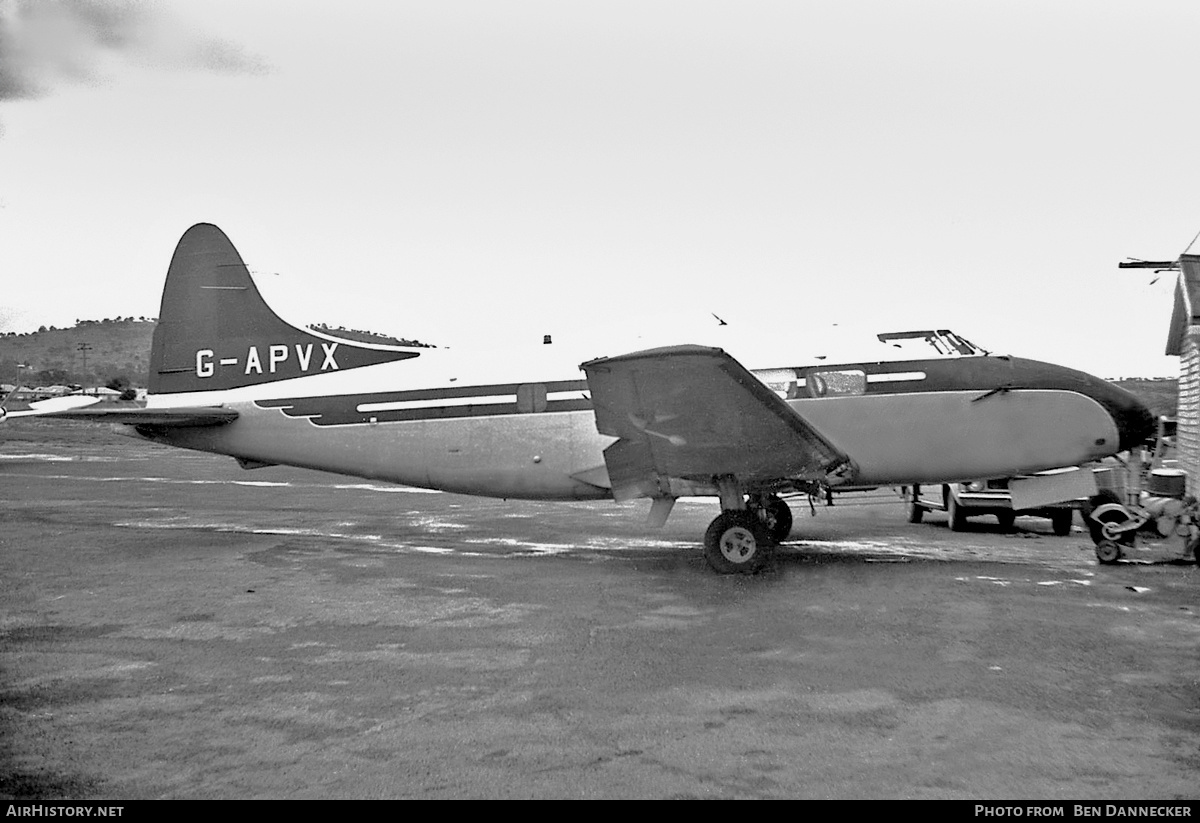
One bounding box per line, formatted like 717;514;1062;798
1090;509;1136;548
907;486;925;524
1095;539;1123;565
996;511;1016;531
703;511;767;574
946;489;968;532
1050;510;1073;537
750;495;793;544
1083;490;1133;546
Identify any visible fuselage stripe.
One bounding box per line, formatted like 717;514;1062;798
359;394;515;413
256;392;595;426
867;371;927;383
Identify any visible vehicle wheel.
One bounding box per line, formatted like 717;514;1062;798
996;511;1016;531
1050;510;1073;537
946;490;968;532
1083;490;1125;544
1095;539;1123;565
750;494;792;544
703;511;767;574
906;486;924;524
1089;508;1137;548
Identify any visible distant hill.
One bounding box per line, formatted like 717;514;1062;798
0;319;433;388
0;318;156;387
1112;378;1177;420
0;321;1182;421
305;324;433;348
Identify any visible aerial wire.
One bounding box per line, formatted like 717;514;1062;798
1182;221;1200;255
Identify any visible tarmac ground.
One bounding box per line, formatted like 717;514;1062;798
1;420;1198;799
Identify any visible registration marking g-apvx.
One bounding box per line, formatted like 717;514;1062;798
195;342;341;377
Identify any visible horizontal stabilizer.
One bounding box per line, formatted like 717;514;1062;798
1;394;102;420
26;395;101;413
2;404;238;427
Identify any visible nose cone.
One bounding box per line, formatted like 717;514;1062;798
1100;381;1157;452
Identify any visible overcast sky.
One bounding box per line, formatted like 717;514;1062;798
1;0;1198;378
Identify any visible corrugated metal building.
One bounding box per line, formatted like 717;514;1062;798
1164;254;1200;493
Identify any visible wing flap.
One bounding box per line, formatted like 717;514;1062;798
581;345;851;500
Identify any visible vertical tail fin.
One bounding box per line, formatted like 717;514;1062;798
149;224;417;395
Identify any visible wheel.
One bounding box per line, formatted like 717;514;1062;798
1083;490;1128;545
946;489;968;532
996;511;1016;531
1050;510;1073;537
703;510;767;574
906;485;924;524
1088;508;1137;548
1095;539;1123;565
750;494;792;544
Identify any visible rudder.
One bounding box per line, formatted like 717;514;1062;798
149;224;417;395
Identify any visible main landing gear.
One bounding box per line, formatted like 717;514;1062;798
702;490;793;574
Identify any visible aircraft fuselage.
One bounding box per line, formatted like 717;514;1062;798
141;348;1151;502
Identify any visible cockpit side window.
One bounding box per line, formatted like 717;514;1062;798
876;329;987;358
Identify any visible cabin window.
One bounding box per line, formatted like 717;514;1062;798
751;368;799;399
516;383;548;413
807;369;866;398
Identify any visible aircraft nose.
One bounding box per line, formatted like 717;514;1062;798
1106;384;1157;452
1069;370;1156;453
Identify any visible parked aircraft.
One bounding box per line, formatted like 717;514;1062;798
2;224;1155;573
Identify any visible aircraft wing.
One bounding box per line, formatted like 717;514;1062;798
581;345;852;501
2;396;238;427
